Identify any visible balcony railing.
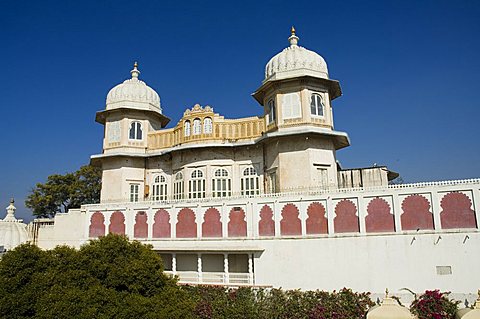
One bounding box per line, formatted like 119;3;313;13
165;271;253;286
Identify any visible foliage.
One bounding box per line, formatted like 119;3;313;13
25;165;101;218
0;234;194;319
410;290;459;319
187;286;374;319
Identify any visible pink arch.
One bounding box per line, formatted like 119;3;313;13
259;205;275;236
401;194;434;230
153;209;171;238
89;212;105;238
176;208;197;238
280;203;302;236
365;198;394;233
109;211;125;235
202;208;222;237
440;192;477;229
228;208;247;237
306;202;328;235
334;200;359;233
134;211;148;238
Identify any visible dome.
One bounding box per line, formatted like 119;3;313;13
367;291;414;319
264;27;329;82
106;62;162;113
0;199;28;252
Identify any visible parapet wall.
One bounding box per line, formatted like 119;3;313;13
83;179;480;241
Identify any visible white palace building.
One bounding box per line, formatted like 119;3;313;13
2;28;479;302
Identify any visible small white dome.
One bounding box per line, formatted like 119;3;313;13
265;28;329;82
0;200;28;251
106;62;162;112
367;294;414;319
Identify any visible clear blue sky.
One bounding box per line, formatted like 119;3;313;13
1;0;479;221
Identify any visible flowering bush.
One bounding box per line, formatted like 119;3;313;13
410;290;459;319
188;286;374;319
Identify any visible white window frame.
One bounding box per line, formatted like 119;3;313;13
152;175;167;201
173;172;184;200
282;92;301;119
129;183;140;202
212;168;231;197
129;121;143;140
241;167;259;196
310;93;325;117
203;117;213;134
184;121;191;137
193;118;201;135
189;169;205;199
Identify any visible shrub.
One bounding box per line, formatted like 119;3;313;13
410;290;459;319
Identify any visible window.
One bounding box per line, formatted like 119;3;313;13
129;121;142;140
174;172;184;200
130;184;140;202
204;117;213;134
282;93;301;119
310;94;324;117
212;168;231;197
268;172;277;193
241;167;259;196
184;121;191;137
189;169;205;198
193;118;201;135
152;175;167;201
268;99;276;123
315;167;329;189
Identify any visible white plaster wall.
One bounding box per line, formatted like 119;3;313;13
253;232;479;297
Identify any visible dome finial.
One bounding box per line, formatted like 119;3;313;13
130;61;140;79
4;198;17;222
288;26;299;47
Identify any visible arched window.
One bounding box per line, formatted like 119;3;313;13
189;169;205;198
193;118;201;135
173;172;184;200
152;175;167;201
241;167;259;196
268;99;276;123
184;121;191;137
129;121;142;140
212;168;231;197
310;94;324;117
203;117;213;134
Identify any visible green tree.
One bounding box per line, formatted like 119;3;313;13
0;234;195;319
25;165;101;218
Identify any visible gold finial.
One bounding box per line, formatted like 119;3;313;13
9;198;14;204
477;289;480;299
385;288;389;297
291;26;296;36
131;61;140;79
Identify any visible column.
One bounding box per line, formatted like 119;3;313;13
472;188;480;229
431;191;442;230
248;253;254;285
357;196;366;234
197;254;202;283
392;192;402;232
224;253;229;283
326;197;335;235
172;253;177;275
